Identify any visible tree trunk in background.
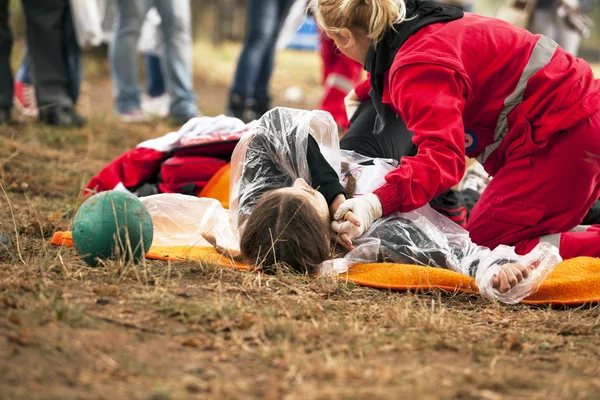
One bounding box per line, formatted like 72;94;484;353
191;0;246;44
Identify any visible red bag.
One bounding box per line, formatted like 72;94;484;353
158;156;227;196
85;123;249;197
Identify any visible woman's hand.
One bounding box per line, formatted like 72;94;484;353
330;193;383;246
490;263;533;293
329;194;354;250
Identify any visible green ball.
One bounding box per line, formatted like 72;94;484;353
72;191;153;267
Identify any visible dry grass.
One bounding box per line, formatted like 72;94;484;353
0;42;599;399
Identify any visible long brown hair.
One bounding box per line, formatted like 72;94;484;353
240;190;331;274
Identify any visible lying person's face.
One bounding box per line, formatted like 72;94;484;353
275;178;330;223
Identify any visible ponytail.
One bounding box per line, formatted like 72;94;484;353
312;0;408;44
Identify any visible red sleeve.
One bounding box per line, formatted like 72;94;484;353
354;77;371;101
85;148;165;196
373;64;468;216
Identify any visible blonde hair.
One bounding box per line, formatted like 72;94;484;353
311;0;408;45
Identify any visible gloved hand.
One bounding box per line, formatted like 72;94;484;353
344;89;361;121
330;193;383;244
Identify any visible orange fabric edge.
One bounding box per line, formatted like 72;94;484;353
51;231;73;247
50;231;600;306
51;231;249;271
198;163;231;209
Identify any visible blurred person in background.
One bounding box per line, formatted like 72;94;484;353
275;1;362;129
13;26;81;118
318;31;363;130
110;0;197;124
0;0;86;126
99;0;170;118
227;0;297;122
13;0;170;120
529;0;594;56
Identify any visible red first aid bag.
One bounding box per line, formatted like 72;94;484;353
158;156;228;196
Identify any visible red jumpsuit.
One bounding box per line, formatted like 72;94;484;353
355;13;600;259
318;32;363;129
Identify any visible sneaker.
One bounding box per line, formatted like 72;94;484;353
116;108;152;124
39;107;87;128
169;110;201;127
459;161;490;194
226;93;247;121
13;81;38;118
141;93;170;118
245;97;272;123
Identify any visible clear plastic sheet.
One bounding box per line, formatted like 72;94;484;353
140;194;239;251
229;107;341;232
322;205;562;304
473;242;561;304
339;149;398;197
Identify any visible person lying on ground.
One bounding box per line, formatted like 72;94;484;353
224;107;549;295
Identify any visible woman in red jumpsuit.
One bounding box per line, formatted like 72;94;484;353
313;0;600;260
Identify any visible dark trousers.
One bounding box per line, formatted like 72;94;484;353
341;100;417;160
0;0;74;111
229;0;296;102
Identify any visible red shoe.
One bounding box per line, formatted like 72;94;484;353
13;81;38;118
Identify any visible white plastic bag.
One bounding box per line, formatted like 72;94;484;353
339;149;398;196
140;194;239;251
70;0;104;49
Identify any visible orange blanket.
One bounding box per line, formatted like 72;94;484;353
50;231;600;306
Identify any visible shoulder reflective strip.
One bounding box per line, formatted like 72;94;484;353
477;35;558;164
540;233;561;250
324;73;356;93
569;225;590;232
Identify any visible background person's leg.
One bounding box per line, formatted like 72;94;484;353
110;0;150;118
227;0;279;121
144;53;165;97
15;49;30;84
468;111;600;259
141;53;169;117
0;0;13;121
64;6;82;104
13;49;38;117
152;0;197;123
249;0;296;119
21;0;72;109
528;8;557;40
554;17;582;56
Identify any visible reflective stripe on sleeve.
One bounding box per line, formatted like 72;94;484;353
540;233;561;250
324;73;356;93
477;35;558;164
